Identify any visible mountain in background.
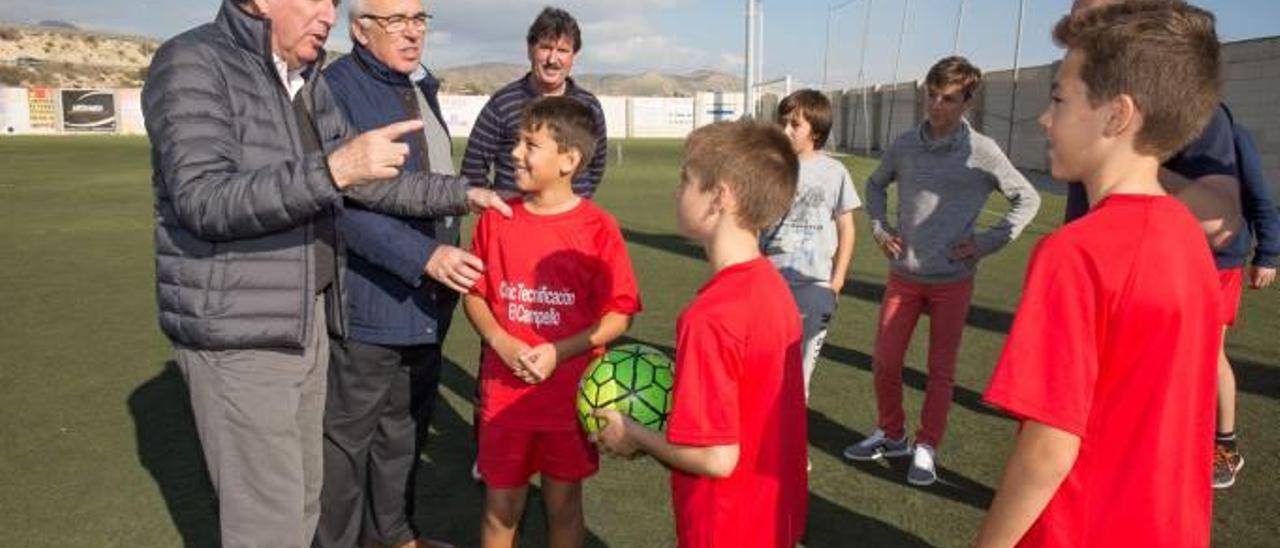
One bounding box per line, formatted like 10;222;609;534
0;24;157;88
435;63;742;96
35;20;79;30
0;25;741;95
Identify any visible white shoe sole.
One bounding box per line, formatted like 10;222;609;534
1213;456;1244;489
843;450;880;461
907;473;937;486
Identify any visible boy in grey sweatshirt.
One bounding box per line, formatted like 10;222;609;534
843;57;1040;487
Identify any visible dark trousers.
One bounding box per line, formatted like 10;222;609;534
314;339;444;548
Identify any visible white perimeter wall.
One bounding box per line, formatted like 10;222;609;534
2;88;749;141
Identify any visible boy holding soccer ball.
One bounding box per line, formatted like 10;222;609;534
977;2;1224;545
463;96;641;548
594;121;808;547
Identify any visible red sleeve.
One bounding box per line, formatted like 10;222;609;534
667;314;741;446
600;217;642;316
983;236;1100;438
468;211;492;299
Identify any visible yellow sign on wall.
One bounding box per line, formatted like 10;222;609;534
27;87;59;132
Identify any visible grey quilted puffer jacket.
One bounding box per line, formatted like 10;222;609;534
145;0;469;350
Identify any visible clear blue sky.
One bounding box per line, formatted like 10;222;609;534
3;0;1278;86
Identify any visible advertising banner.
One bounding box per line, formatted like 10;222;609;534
27;87;59;132
61;89;117;133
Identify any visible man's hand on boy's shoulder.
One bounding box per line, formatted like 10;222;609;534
590;408;642;459
466;188;513;218
518;343;559;382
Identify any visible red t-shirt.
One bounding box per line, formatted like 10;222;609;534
984;195;1220;547
470;199;642;430
666;258;808;548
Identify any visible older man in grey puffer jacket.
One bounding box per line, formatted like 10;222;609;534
143;1;507;546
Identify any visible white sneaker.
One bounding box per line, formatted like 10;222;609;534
842;428;911;461
907;444;937;486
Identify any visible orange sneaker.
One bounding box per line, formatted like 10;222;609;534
1212;443;1244;489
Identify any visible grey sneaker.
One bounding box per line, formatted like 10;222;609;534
843;429;911;461
1212;444;1244;489
907;444;938;486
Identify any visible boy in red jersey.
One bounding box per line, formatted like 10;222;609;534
464;96;641;548
593;120;808;547
977;2;1224;547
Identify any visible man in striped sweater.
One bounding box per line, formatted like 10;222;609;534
462;7;608;198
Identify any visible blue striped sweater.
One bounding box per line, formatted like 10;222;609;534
461;73;608;197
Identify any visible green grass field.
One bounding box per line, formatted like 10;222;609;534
1;136;1277;547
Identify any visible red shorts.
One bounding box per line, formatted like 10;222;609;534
1219;268;1243;326
477;421;598;488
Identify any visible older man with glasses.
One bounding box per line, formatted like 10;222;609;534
314;1;469;547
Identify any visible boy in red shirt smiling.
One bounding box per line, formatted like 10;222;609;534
594;121;808;547
977;2;1224;546
464;97;641;548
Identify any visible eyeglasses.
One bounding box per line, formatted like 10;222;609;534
359;12;431;34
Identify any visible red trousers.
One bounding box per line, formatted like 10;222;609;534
872;273;974;448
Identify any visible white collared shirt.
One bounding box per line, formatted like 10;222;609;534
272;54;306;100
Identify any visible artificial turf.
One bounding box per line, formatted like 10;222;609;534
0;136;1275;546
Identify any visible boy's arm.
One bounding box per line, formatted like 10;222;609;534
1245;170;1280;286
592;410;741;479
865;146;903;259
462;293;536;383
966;148;1041;259
976;421;1080;548
519;311;633;381
831;210;856;294
864;145;895;238
1242;170;1280;286
1245;165;1280;284
1234;127;1280;286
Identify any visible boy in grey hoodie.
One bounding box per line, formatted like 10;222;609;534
843;56;1041;486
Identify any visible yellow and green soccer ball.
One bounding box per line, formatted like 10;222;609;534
577;343;675;434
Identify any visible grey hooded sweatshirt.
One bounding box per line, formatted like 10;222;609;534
866;120;1041;283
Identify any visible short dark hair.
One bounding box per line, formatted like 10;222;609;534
925;56;983;100
526;7;582;53
520;96;599;177
682;121;798;231
777;89;833;149
1054;0;1221;158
